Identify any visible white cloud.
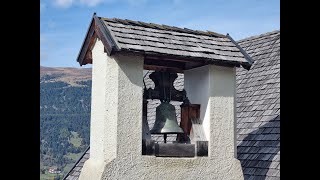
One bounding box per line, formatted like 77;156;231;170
54;0;74;8
79;0;105;7
53;0;109;8
52;0;153;8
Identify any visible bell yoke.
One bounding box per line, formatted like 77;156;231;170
144;71;189;143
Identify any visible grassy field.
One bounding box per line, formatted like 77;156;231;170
70;131;82;147
66;153;81;161
40;172;62;180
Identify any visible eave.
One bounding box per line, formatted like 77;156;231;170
76;13;120;66
76;14;252;70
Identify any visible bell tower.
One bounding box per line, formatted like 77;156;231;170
79;39;243;180
77;15;250;180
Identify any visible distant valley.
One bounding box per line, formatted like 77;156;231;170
40;66;92;179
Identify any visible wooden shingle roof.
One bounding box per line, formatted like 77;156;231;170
66;30;280;180
77;15;252;68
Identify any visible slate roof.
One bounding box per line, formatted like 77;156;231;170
64;30;280;180
236;30;280;180
78;15;252;67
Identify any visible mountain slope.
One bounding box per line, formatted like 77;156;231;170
40;66;92;179
40;66;91;86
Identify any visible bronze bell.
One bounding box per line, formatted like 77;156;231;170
150;102;184;142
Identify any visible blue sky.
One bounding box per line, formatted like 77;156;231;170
40;0;279;67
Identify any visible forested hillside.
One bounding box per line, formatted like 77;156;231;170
40;66;92;179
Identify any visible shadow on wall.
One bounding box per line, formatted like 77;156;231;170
237;115;280;180
116;52;144;88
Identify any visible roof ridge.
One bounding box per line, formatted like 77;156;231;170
100;17;226;38
238;30;280;43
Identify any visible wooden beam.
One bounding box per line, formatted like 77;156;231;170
84;50;92;64
178;104;200;143
144;65;183;73
155;143;195;157
93;15;119;56
144;58;186;68
83;32;97;65
77;18;95;66
94;23;113;56
123;49;243;69
89;32;97;50
145;55;203;64
146;54;242;68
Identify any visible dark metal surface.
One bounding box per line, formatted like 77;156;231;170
142;139;155;155
226;33;254;68
150;102;184;134
196;141;208;157
143;71;189;103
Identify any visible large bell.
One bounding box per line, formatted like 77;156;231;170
150;102;184;134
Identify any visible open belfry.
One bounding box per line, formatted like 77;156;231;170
76;13;253;179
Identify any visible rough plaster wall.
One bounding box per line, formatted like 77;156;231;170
80;41;145;180
81;45;243;179
184;65;237;158
103;52;120;163
115;52;144;157
209;65;236;159
89;39;108;161
101;157;243;180
79;39;110;180
100;64;243;180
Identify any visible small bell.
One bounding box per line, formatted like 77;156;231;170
150;102;184;143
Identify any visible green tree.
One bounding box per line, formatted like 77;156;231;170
40;168;45;174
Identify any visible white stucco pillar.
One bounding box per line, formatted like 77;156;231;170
184;65;237;158
89;39;108;162
112;52;143;158
79;39;143;180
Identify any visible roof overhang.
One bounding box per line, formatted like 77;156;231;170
76;14;119;66
77;14;252;71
